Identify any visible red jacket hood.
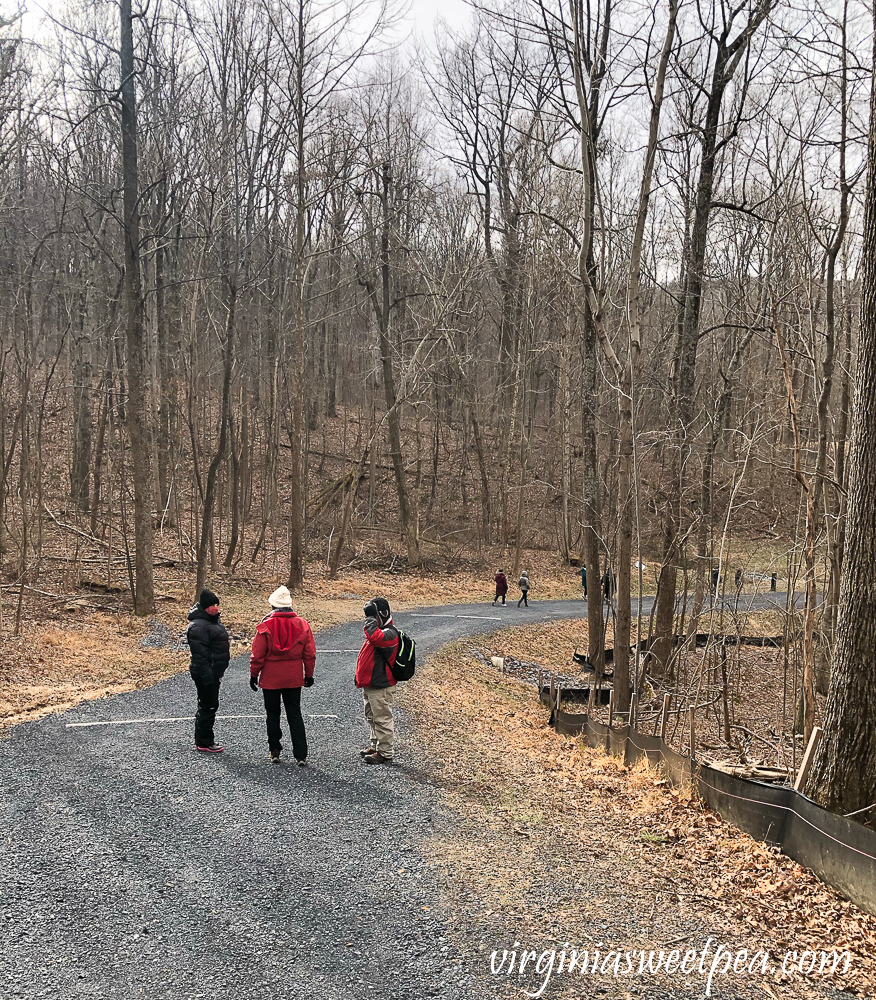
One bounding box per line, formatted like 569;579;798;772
257;611;303;651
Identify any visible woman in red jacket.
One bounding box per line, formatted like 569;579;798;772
493;570;508;605
249;586;316;764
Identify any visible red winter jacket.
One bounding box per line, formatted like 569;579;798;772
355;617;399;689
250;610;316;690
494;573;508;596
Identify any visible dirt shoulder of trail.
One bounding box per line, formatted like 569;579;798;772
403;636;876;1000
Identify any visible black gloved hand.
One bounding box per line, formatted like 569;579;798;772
249;677;259;692
304;676;314;688
363;601;377;620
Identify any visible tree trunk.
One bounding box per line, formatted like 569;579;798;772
650;0;774;671
120;0;155;615
286;15;308;590
71;305;92;512
196;287;235;596
359;161;421;567
808;40;876;812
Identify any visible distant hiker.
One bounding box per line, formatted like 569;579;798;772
602;569;616;602
356;597;400;765
249;585;316;766
711;567;720;590
493;570;508;605
735;567;743;591
770;572;778;592
517;570;530;608
580;565;587;598
187;588;230;754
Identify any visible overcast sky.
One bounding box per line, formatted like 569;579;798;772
20;0;474;48
393;0;473;49
408;0;471;31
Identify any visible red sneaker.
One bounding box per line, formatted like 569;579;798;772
195;744;225;753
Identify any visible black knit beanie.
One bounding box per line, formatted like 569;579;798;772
199;588;220;610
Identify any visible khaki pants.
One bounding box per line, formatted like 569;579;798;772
362;686;395;758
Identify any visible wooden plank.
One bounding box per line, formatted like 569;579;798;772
689;705;697;760
660;693;670;741
794;726;823;792
608;689;615;728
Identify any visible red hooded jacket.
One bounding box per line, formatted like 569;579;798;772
250;610;316;689
355;617;399;689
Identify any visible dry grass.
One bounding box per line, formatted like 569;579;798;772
403;640;876;998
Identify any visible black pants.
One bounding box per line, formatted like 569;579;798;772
194;677;220;747
493;595;506;605
518;590;529;607
263;688;308;760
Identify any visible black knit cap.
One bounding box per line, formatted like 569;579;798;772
199;588;220;609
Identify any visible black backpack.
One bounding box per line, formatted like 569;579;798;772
391;629;416;681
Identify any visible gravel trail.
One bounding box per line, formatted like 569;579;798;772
0;595;797;1000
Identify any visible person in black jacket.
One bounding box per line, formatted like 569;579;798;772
187;588;231;753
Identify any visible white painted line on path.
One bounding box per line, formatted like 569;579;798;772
315;649;360;653
410;613;502;621
67;715;264;729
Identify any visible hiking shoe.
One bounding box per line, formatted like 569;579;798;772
196;744;224;754
296;758;307;767
359;747;378;757
270;749;282;764
363;751;392;765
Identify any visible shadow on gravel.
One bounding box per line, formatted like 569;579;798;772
214;751;410;810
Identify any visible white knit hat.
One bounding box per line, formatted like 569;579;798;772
268;585;293;609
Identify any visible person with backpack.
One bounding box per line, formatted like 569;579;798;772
355;597;400;765
249;585;316;765
517;570;530;608
187;588;231;753
493;570;508;605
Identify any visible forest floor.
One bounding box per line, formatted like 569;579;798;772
480;614;822;781
408;638;876;998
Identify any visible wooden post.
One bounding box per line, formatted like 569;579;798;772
556;683;562;712
538;668;543;695
608;689;615;727
629;691;638;729
794;726;823;792
688;705;696;759
659;693;670;742
550;672;555;706
587;681;595;713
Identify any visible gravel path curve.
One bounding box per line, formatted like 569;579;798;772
0;594;797;999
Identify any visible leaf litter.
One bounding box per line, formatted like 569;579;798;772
403;630;876;999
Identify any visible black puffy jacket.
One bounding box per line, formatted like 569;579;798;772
186;605;231;684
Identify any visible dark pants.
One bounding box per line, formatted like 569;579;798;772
518;590;529;607
493;595;506;605
263;688;308;760
194;677;220;747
